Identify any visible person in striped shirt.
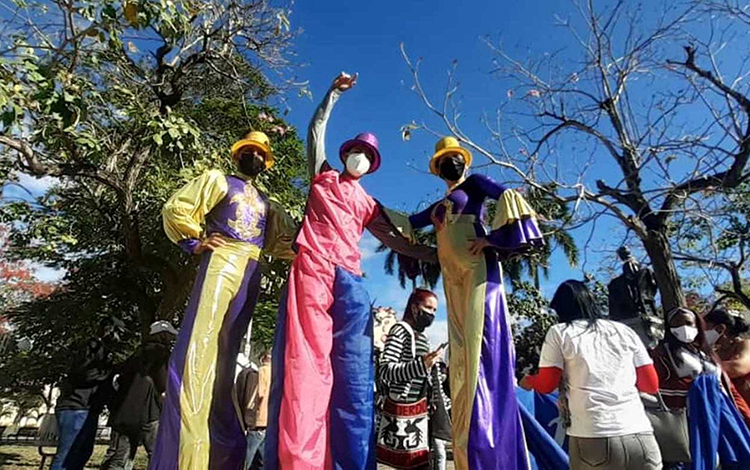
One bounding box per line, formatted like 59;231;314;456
377;288;449;469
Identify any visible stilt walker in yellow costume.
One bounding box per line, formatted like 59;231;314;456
151;131;295;470
408;137;544;470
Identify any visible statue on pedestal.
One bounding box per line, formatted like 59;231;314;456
607;247;661;347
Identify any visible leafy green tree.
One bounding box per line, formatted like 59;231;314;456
0;0;305;398
0;226;57;417
508;281;554;379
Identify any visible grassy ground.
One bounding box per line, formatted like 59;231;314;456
0;445;149;469
0;445;455;469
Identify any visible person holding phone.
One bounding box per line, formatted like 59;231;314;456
376;288;448;469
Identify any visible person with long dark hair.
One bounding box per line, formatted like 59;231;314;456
521;280;661;470
704;308;750;426
651;307;721;410
653;307;750;468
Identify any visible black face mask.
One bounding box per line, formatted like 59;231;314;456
414;307;435;331
439;155;465;181
239;152;265;177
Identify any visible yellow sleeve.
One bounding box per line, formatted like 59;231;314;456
491;189;537;230
162;170;228;245
262;199;298;260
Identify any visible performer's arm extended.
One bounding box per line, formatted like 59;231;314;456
263;199;298;260
307;73;357;178
408;202;438;230
366;203;437;264
162;169;228;254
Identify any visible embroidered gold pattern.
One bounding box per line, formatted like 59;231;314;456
228;183;266;240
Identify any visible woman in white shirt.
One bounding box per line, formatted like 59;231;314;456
521;280;662;470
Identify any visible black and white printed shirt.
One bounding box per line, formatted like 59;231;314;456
378;322;450;409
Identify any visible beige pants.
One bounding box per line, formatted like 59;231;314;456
570;432;663;470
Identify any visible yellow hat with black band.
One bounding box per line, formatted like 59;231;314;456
231;131;274;169
430;136;472;175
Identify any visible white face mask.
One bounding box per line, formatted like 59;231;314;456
345;152;371;178
671;325;699;344
705;329;722;346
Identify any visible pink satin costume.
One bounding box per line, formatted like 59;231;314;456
265;87;436;470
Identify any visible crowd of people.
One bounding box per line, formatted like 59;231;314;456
41;68;750;470
519;281;750;470
50;321;177;470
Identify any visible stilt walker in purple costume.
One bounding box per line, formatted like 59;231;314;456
408;137;544;470
151;131;296;470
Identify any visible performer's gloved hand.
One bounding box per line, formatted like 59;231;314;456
194;234;227;255
331;71;358;92
468;236;491;256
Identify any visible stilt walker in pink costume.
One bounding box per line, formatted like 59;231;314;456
265;72;437;470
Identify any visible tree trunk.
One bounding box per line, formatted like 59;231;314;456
154;261;197;324
642;229;685;314
13;406;25;425
727;264;750;311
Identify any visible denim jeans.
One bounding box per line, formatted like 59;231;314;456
431;437;448;470
245;429;266;470
51;409;99;470
570;432;662;470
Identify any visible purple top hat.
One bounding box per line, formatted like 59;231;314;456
339;132;381;174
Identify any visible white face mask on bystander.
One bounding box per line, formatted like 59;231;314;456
345;152;371;177
705;329;722;346
671;325;699;344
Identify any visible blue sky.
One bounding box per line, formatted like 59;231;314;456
277;0;620;344
4;0;740;346
0;0;667;346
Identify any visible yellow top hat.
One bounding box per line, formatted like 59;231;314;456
430;136;472;175
231;131;274;169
